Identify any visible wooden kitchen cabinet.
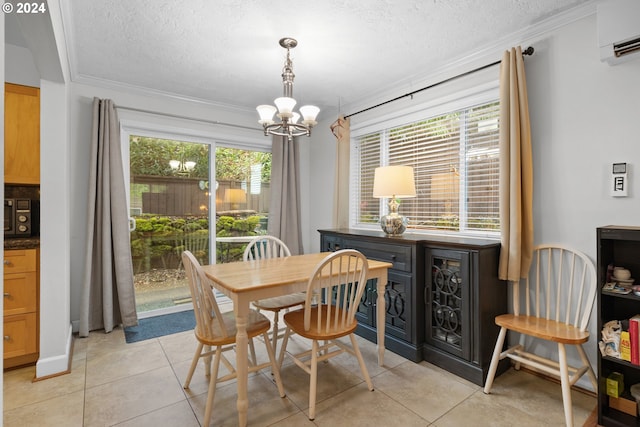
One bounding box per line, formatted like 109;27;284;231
5;83;40;184
3;249;39;369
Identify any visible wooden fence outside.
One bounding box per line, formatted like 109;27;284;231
131;176;270;216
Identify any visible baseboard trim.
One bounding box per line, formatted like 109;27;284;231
34;323;73;379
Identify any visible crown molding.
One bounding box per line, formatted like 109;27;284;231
71;73;255;113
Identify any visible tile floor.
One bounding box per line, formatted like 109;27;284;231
4;310;597;426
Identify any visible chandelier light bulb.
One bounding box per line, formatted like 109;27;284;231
299;105;320;125
256;105;277;124
274;97;296;117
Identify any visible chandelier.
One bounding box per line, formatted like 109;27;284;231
256;37;320;141
169;148;196;176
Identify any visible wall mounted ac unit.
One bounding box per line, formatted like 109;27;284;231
598;0;640;65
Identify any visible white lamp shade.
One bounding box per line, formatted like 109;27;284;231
274;97;296;116
184;161;196;171
169;159;180;169
299;105;320;123
291;112;300;124
224;188;247;204
256;105;277;124
373;165;416;198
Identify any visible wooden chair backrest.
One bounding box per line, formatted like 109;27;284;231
243;236;291;261
304;249;369;333
182;250;228;340
516;244;597;332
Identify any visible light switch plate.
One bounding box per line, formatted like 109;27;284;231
612;163;628;197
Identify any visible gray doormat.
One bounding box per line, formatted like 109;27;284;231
124;310;195;343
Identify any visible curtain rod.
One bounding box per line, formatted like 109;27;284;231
345;46;534;119
115;105;259;131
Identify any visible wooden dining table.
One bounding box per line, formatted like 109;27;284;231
201;251;392;427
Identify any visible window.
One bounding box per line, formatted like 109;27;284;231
352;100;500;235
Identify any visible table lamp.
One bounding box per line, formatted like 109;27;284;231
224;188;247;210
373;165;416;236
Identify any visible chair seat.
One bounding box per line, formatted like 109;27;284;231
253;292;307;311
195;309;271;347
284;305;357;341
495;314;590;345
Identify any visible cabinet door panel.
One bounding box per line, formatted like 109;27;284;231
5;83;40;184
425;249;471;360
3;249;37;274
354;279;376;327
382;271;412;342
3;272;37;315
3;313;37;358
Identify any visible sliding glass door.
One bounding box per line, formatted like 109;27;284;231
125;134;272;316
128;136;211;314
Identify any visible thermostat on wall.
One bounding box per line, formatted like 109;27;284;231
612;163;628;197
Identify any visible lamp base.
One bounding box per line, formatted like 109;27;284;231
379;213;409;236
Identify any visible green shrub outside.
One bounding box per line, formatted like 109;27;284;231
131;214;266;271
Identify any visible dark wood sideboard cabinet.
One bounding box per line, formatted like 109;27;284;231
319;229;509;385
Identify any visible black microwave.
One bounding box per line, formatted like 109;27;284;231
4;199;39;238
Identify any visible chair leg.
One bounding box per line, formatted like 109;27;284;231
308;339;319;421
248;338;257;366
203;346;223;427
350;333;373;390
278;326;291;369
576;344;598;391
203;344;212;377
558;343;573;427
483;326;507;394
262;331;285;398
184;342;204;388
271;309;281;355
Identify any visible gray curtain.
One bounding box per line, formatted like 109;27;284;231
498;46;534;282
79;98;138;337
268;135;303;255
330;116;350;228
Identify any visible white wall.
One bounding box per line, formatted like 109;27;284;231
308;13;640;391
37;80;72;377
5;44;40;87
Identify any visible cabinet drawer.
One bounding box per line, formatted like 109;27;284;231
3;313;37;359
343;239;412;272
3;249;37;274
3;272;37;316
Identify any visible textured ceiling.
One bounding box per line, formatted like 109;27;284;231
51;0;592;117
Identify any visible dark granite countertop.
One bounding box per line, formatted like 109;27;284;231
4;237;40;250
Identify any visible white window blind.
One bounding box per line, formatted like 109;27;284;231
353;100;500;234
